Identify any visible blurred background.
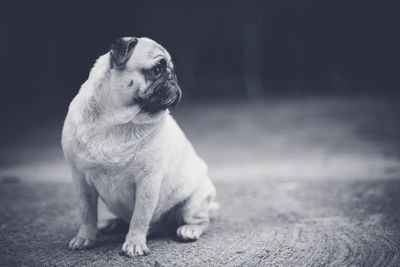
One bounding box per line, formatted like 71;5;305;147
2;1;400;266
1;0;400;180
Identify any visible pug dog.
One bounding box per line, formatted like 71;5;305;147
62;37;218;257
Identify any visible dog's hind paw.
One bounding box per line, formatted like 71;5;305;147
177;224;205;241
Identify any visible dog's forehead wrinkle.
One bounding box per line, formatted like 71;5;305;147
128;52;171;72
146;45;163;56
138;37;171;60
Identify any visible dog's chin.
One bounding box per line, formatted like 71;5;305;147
136;94;180;115
139;106;166;117
139;102;173;115
128;104;166;125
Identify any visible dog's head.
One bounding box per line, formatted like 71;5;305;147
106;37;181;120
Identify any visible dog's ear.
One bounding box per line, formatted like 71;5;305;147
110;37;138;68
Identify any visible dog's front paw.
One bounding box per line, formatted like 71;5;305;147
121;241;149;257
68;235;96;250
69;225;97;250
121;235;149;257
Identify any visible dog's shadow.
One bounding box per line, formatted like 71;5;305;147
95;219;190;248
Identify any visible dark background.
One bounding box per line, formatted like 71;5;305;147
1;0;400;126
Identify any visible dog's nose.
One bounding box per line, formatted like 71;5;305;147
168;73;174;81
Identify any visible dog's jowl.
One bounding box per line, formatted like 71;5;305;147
62;37;218;257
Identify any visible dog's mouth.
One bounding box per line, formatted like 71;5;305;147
136;83;181;114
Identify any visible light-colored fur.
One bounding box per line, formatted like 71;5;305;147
62;37;217;257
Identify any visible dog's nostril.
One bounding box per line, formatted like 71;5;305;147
168;74;174;81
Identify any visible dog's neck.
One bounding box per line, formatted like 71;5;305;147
105;120;163;142
81;94;166;142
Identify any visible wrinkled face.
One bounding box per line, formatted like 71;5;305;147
108;37;181;115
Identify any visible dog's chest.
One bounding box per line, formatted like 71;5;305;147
72;123;151;170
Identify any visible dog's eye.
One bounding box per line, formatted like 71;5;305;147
152;64;162;77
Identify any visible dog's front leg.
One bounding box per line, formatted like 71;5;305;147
68;169;98;250
121;173;162;257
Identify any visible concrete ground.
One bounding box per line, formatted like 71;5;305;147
1;96;400;266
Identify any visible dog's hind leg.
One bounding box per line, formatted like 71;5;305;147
176;177;217;241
